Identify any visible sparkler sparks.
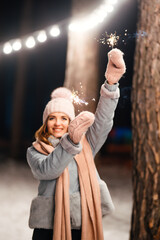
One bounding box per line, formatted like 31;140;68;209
123;30;147;42
71;82;96;107
107;32;119;48
99;32;119;48
70;80;98;112
71;90;89;106
97;30;147;48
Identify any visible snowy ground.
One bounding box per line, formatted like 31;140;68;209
0;156;132;240
99;163;132;240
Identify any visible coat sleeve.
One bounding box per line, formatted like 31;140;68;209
27;133;82;180
86;81;120;157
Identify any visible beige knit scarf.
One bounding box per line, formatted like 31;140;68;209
33;136;104;240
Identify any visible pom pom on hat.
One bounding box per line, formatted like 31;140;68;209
43;87;75;124
51;87;72;101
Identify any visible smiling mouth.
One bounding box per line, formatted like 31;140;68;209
53;128;63;132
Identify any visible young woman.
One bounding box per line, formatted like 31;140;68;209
27;48;126;240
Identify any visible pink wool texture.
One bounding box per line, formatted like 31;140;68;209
68;111;95;144
43;87;75;123
51;87;73;101
105;48;126;84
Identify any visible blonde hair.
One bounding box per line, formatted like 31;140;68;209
35;118;52;146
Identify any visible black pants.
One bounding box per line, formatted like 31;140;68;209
32;228;81;240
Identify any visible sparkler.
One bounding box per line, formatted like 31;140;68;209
107;32;119;48
99;31;119;48
97;30;147;48
71;90;89;106
71;82;96;107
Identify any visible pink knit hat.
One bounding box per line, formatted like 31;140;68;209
43;87;75;123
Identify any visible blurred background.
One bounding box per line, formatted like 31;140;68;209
0;0;137;239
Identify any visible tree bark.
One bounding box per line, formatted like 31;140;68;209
130;0;160;239
64;0;100;115
11;0;32;158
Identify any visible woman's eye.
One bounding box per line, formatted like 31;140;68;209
62;117;67;120
49;117;55;120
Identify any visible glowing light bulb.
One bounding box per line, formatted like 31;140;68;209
69;0;117;32
3;42;12;54
107;5;114;12
12;40;22;51
25;36;36;48
50;26;60;37
93;9;107;23
0;0;119;51
69;15;100;33
68;22;77;32
69;21;86;32
37;31;47;43
108;0;117;4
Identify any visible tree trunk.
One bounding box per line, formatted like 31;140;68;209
64;0;100;115
130;0;160;239
11;0;32;158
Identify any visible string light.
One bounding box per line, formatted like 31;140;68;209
3;42;12;54
106;5;114;12
108;0;117;4
49;26;60;37
25;36;36;48
69;1;117;32
12;40;22;51
1;0;119;55
37;31;47;43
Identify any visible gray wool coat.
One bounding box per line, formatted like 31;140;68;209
27;81;119;230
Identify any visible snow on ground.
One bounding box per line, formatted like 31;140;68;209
99;164;132;240
0;156;132;240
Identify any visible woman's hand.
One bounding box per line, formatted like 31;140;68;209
105;48;126;85
68;111;95;144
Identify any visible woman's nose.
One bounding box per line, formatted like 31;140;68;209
55;119;61;125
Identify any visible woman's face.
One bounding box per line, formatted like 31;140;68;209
47;112;70;138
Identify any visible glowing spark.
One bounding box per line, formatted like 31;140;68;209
98;32;119;48
97;29;147;47
71;90;89;106
121;29;147;44
71;82;96;108
107;33;119;48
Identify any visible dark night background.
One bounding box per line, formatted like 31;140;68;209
0;0;138;158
